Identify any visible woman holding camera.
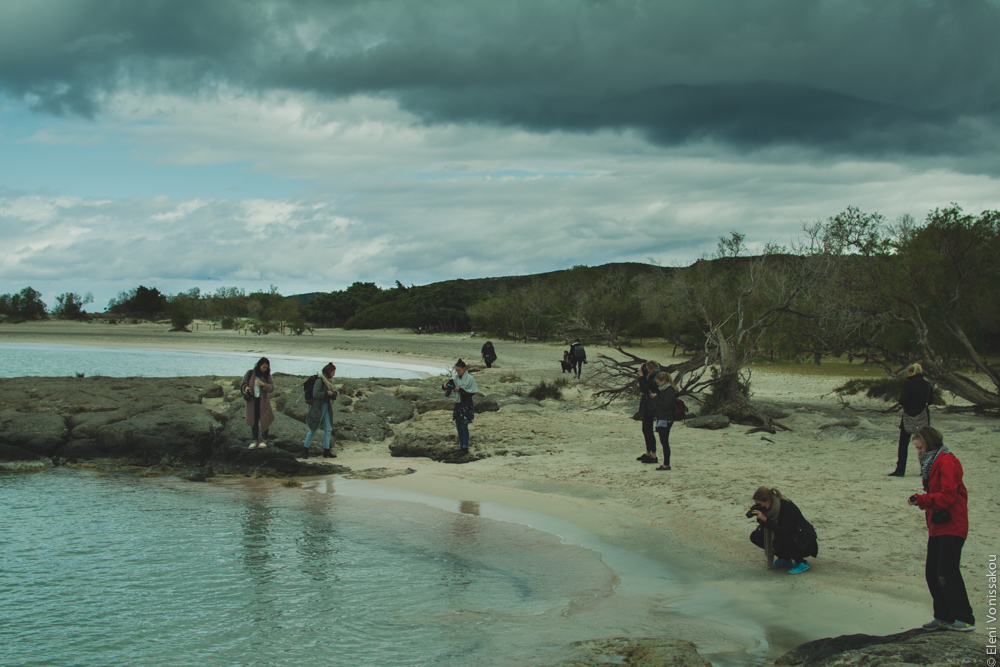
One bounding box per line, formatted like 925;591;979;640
302;363;338;459
749;487;817;574
242;357;274;449
907;426;975;632
444;359;478;457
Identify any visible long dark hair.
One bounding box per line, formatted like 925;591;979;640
254;357;271;380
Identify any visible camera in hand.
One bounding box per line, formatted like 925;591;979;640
909;494;918;503
746;503;767;519
443;379;456;397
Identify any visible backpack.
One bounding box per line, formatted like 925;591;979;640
573;345;586;359
670;397;687;421
303;375;320;405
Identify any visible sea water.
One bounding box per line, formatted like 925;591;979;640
0;343;442;380
0;470;768;667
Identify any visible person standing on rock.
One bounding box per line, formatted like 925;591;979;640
242;357;274;449
481;341;497;369
907;426;975;632
444;359;478;457
889;363;934;477
303;363;338;459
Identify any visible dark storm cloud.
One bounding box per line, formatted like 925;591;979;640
2;0;1000;161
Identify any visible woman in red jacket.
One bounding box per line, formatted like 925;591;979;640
907;426;975;632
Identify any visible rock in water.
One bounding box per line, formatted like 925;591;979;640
773;628;983;666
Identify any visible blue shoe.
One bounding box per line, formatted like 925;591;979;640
946;621;976;632
770;558;793;569
921;618;950;630
788;561;810;574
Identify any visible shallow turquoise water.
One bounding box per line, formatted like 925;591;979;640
0;343;440;379
0;469;644;667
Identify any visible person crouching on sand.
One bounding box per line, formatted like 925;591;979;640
444;359;478;457
749;487;817;575
907;426;975;632
303;363;338;459
242;357;274;449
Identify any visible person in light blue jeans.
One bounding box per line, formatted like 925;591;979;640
303;363;338;459
443;359;478;457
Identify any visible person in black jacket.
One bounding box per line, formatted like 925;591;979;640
636;361;661;464
651;371;678;470
481;341;497;369
749;487;817;574
569;340;586;378
889;363;934;477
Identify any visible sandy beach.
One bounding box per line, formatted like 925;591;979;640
2;320;994;660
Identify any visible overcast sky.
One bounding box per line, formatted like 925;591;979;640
2;0;999;308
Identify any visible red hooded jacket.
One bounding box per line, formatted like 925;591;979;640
915;452;969;539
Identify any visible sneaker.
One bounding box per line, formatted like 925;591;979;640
642;457;658;464
249;442;258;449
301;448;310;459
770;558;793;569
258;442;267;449
322;449;336;458
788;562;810;575
946;621;976;632
887;471;904;477
921;618;950;630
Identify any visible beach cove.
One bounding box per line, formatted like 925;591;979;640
0;321;993;665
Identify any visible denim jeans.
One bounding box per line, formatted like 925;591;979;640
304;403;332;450
455;421;470;449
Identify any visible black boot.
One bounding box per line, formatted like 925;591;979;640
301;447;310;459
322;448;336;458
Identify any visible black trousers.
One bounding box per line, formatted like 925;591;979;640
656;422;673;465
925;535;975;625
641;413;656;453
750;526;807;563
251;398;269;441
894;427;910;474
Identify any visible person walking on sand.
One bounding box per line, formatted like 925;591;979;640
481;341;497;369
569;339;587;378
908;426;975;632
651;370;679;470
444;359;478;457
636;361;660;464
889;363;934;477
748;487;817;574
242;357;274;449
302;363;338;459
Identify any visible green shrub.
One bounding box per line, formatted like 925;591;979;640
499;373;522;383
552;377;569;388
528;380;562;401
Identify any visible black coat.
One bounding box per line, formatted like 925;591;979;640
638;371;658;414
652;386;677;421
760;498;818;559
899;374;933;417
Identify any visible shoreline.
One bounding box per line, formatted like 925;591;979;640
2;320;994;662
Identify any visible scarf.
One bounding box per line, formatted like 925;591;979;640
919;444;951;490
762;495;782;565
320;373;338;396
452;370;478;402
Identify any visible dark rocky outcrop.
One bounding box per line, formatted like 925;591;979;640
354;393;415;424
773;628;983;666
0;375;399;476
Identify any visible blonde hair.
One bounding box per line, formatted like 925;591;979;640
645;360;660;373
907;363;923;376
654;371;678;392
753;487;789;503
